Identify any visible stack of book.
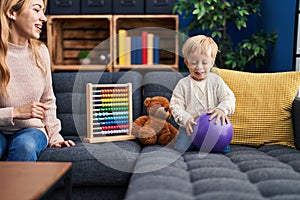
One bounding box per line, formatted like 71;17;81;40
118;30;160;65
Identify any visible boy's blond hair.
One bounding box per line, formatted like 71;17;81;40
182;35;219;62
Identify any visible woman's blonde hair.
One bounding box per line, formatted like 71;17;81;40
0;0;47;96
182;35;219;62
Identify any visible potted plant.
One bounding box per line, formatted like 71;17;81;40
173;0;277;71
78;50;92;65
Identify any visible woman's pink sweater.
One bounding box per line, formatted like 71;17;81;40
0;43;64;146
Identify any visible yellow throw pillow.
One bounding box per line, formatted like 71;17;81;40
212;67;300;148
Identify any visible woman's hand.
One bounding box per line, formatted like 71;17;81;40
52;140;76;148
13;101;48;119
185;114;201;136
207;108;229;125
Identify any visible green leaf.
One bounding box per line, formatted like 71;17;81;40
238;10;250;16
211;31;217;38
192;9;199;15
211;31;222;39
232;61;237;69
225;2;231;7
238;10;244;16
261;48;266;56
254;47;260;55
241;21;247;28
225;60;233;65
242;43;252;50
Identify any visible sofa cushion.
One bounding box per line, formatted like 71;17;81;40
52;71;143;137
213;68;300;148
143;71;189;101
38;136;141;186
125;145;300;200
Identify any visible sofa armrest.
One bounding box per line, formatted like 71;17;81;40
293;97;300;149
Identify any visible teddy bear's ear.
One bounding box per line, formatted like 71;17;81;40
144;98;152;107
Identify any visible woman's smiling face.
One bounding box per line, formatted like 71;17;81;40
8;0;47;45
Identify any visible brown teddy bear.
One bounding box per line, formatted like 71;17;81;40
132;96;178;145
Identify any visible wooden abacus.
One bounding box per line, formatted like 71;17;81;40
84;83;135;143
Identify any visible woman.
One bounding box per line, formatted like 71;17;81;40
0;0;75;161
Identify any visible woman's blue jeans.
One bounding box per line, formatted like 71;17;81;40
0;128;47;161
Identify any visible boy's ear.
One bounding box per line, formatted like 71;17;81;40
6;9;16;20
184;59;188;66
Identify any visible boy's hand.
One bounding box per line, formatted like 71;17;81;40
207;109;229;125
185;114;201;136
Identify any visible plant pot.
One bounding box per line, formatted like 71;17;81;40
79;58;91;65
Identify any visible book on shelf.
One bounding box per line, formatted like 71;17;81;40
130;36;137;65
147;33;154;65
136;36;142;64
125;37;131;65
142;32;148;64
153;36;160;64
118;30;160;65
118;29;127;65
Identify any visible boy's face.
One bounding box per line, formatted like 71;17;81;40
185;51;214;81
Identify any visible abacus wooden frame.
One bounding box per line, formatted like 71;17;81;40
84;83;135;143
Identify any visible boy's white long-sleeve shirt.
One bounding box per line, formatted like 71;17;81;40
170;73;236;127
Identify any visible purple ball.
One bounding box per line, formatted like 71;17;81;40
192;114;233;152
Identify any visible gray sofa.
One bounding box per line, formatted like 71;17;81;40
40;71;300;200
